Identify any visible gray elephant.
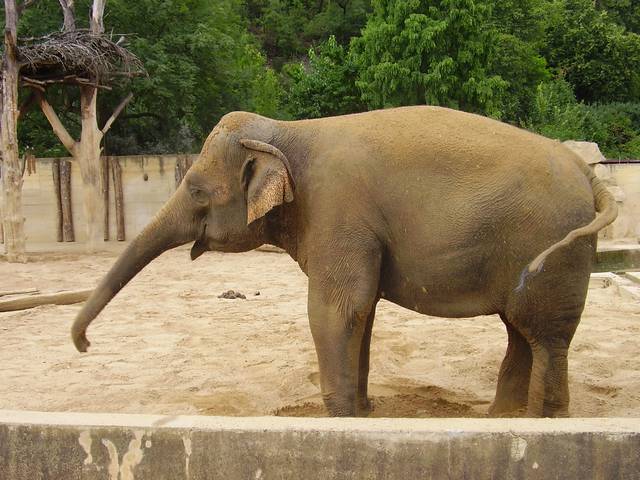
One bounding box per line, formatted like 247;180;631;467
72;106;617;417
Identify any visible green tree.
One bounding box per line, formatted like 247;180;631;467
350;0;507;116
527;79;640;159
103;0;282;154
526;78;590;140
284;36;364;119
596;0;640;33
248;0;371;68
489;34;551;123
489;0;548;44
544;0;640;103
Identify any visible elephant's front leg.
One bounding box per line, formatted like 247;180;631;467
307;245;381;417
357;303;378;415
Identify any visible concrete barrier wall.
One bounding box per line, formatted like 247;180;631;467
0;411;639;479
15;154;197;244
605;163;640;239
3;156;640;245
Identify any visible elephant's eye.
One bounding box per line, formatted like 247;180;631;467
189;185;209;205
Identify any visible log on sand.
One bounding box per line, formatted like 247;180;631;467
0;288;39;297
0;289;93;312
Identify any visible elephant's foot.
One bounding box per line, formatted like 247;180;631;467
488;394;528;417
543;404;569;418
488;402;527;418
322;393;356;417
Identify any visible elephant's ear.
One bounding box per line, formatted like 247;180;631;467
240;139;295;225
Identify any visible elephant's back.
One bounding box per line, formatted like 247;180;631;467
298;105;554;166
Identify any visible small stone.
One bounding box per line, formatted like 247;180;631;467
254;291;260;296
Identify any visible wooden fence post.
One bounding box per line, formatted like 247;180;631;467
60;159;74;242
110;157;125;241
101;156;110;241
0;162;3;245
174;154;193;188
51;159;63;242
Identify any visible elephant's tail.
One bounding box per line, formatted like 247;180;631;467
526;160;618;274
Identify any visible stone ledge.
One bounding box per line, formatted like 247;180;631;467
1;411;639;479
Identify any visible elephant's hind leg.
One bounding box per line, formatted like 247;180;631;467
525;335;575;418
506;310;580;418
488;315;532;416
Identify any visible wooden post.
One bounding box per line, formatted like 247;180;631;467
1;0;26;262
60;159;74;242
101;156;110;241
0;162;4;245
174;154;193;188
110;157;125;241
52;159;63;242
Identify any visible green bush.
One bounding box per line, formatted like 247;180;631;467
284;36;364;119
586;103;640;159
526;79;591;140
527;79;640;159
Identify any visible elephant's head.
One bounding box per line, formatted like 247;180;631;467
71;112;295;352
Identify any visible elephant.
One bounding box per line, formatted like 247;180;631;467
71;106;617;418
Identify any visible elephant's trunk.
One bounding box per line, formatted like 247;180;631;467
71;188;195;352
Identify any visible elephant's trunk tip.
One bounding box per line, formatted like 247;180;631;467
71;323;91;352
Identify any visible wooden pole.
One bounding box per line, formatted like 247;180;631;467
60;159;74;242
52;159;63;242
110;157;125;241
0;186;4;245
101;155;110;241
0;287;38;297
174;154;193;188
1;0;26;262
0;289;93;312
0;162;4;244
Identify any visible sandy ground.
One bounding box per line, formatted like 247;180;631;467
0;247;639;418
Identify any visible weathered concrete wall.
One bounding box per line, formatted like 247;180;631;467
3;156;640;246
603;163;640;239
13;155;196;244
0;411;639;480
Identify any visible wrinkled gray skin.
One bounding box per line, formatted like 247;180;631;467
72;106;617;417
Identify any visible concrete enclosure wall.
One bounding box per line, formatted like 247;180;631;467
601;163;640;239
1;155;639;245
1;411;639;480
6;154;197;244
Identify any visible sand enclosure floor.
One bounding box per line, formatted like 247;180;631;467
1;247;639;417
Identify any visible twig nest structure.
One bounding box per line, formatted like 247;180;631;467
17;30;144;88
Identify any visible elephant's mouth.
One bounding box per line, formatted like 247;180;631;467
190;222;209;260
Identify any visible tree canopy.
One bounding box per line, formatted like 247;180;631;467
4;0;640;158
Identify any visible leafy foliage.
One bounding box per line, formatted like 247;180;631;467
350;0;507;117
527;79;640;159
247;0;371;68
490;33;551;122
544;0;640;103
103;0;281;154
8;0;640;158
596;0;640;33
284;36;364;119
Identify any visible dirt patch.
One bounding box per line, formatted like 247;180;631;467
276;394;474;418
0;247;639;417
